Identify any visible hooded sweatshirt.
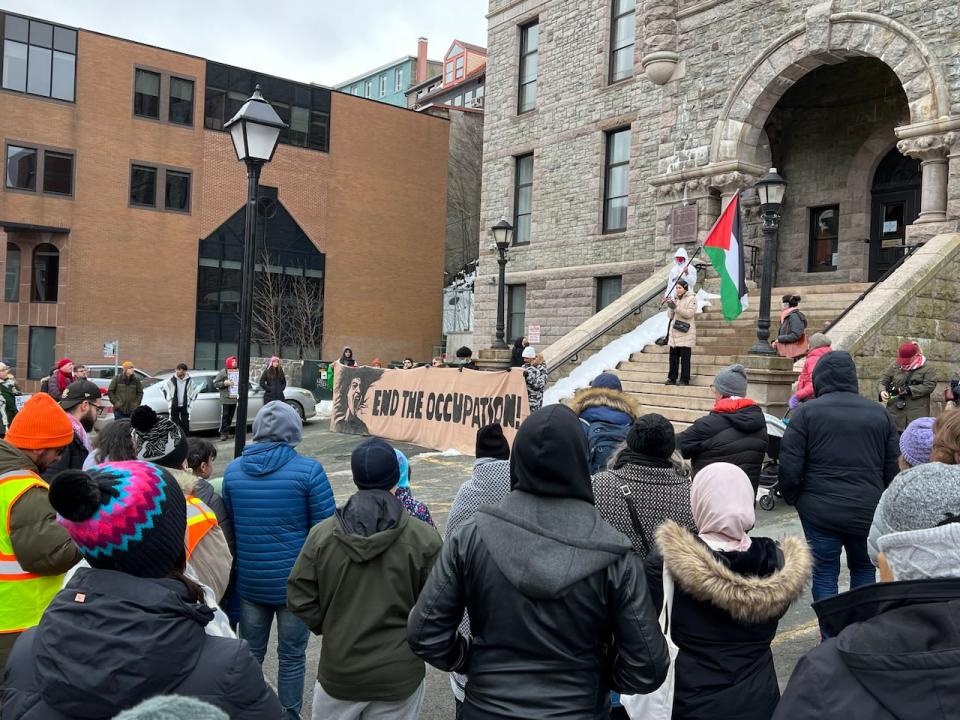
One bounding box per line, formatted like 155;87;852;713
667;247;698;298
287;490;442;702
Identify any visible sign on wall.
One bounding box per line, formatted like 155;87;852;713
527;325;541;344
671;205;699;245
331;365;530;455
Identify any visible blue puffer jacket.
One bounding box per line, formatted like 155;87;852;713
223;442;335;605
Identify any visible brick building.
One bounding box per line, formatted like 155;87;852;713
0;11;449;386
474;0;960;349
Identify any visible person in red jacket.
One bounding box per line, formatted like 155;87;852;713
792;333;833;406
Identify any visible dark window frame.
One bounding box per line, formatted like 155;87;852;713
596;275;623;312
30;242;59;303
506;284;527;344
133;67;161;119
513;153;534;246
518;20;539;114
4;242;20;303
1;13;77;103
603;127;631;234
808;204;840;273
2;324;17;371
129;161;192;214
132;65;196;127
609;0;636;84
27;325;56;379
4;140;74;198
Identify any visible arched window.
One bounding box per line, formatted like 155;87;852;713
4;243;20;303
31;243;59;303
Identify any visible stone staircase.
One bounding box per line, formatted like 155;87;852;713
614;283;873;429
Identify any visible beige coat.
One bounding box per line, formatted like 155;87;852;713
668;293;697;348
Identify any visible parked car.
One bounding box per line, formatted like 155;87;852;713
115;370;317;432
84;364;157;385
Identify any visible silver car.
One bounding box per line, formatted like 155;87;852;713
135;370;317;432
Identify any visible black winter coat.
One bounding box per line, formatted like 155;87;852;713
258;369;287;404
647;523;811;720
676;402;768;492
777;310;807;343
773;578;960;720
778;351;900;535
40;431;89;482
2;567;282;720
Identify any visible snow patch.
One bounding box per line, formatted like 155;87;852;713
411;448;464;459
315;400;333;419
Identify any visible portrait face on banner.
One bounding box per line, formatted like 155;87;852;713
333;366;385;435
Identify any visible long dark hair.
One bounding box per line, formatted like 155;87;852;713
782;294;801;307
169;549;205;605
266;364;285;381
92;419;136;462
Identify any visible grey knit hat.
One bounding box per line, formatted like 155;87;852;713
113;695;228;719
808;333;832;350
867;462;960;565
712;364;748;397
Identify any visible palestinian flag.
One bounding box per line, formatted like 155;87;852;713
703;194;748;322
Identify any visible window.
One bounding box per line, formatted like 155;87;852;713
27;326;55;379
2;326;16;371
809;205;839;272
514;154;534;245
379;75;386;97
31;243;58;303
465;89;474;105
455;55;465;79
352;86;359;95
134;68;161;118
453;95;463;107
131;164;192;212
4;243;20;302
507;285;527;343
2;15;76;101
168;76;194;125
603;128;630;233
476;84;485;100
518;21;539;113
596;276;623;311
609;0;636;83
5;144;73;197
395;67;403;92
130;165;157;207
165;170;191;212
445;61;454;83
364;80;371;97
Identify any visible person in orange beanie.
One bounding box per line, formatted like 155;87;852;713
0;392;81;672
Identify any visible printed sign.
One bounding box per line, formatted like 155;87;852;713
102;341;117;358
331;365;530;455
228;370;240;398
882;237;904;249
527;325;541;344
14;394;29;411
671;205;699;245
883;220;899;234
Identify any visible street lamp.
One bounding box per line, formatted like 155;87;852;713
749;167;788;355
491;217;514;349
224;85;286;457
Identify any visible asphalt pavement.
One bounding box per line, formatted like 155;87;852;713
210;418;838;720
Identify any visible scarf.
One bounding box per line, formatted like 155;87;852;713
900;352;926;372
690;462;755;552
779;306;800;323
611;448;674;471
67;412;93;453
713;397;755;413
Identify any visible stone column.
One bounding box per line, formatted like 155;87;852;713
947;132;960;221
898;135;950;224
641;0;679;85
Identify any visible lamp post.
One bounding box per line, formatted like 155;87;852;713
491;218;514;349
749;168;788;356
224;85;286;458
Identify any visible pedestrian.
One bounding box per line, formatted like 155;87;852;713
45;357;74;401
2;461;282;719
402;357;414;369
213;356;239;442
572;371;639;473
223;400;335;720
431;356;445;368
394;449;436;528
646;462;811;720
162;362;200;435
774;463;960;720
287;438;442;720
665;247;697;301
791;332;832;405
930;407;960;465
948;370;960;408
677;363;768;493
592;413;695;558
444;423;513;717
131;405;232;602
407;405;670;719
73;363;89;380
522;346;547;412
42;379;103;481
665;278;696;386
338;347;357;367
455;345;478;370
259;356;287;404
773;294;808;359
83;418;136;468
108;361;144;421
0;362;21;434
510;336;528;368
897;416;935;470
0;393;80;673
878;340;936;432
778;351;899;609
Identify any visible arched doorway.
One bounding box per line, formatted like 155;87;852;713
869;148;921;281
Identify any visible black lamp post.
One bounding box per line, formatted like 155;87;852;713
749;168;788;356
491;217;514;349
224;85;286;458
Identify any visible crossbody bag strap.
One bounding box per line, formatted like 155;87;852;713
619;484;652;556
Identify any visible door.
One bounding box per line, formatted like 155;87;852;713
869;148;921;282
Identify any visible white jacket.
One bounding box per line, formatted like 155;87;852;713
666;247;698;298
161;375;201;417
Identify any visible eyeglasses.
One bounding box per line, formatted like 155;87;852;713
92;404;105;416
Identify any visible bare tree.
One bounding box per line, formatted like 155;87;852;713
446;112;484;279
251;250;283;356
283;273;324;358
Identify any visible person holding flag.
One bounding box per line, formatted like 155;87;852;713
665;246;698;301
703;193;749;322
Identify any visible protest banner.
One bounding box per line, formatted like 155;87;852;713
331;365;530;455
228;369;240;399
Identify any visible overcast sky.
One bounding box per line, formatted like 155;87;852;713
3;0;489;86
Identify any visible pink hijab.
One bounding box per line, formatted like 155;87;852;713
690;463;755;552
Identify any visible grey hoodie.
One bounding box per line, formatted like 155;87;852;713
252;400;301;446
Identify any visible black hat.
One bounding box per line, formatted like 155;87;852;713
351;437;400;491
626;414;676;460
60;380;103;410
476;423;510;460
131;405;189;470
455;346;473;359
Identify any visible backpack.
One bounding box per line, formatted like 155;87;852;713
585;420;630;474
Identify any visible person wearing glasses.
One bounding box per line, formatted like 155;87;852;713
42;380;104;481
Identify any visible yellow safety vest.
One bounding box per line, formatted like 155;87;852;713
185;495;218;560
0;472;65;634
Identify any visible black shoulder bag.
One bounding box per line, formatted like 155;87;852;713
619;484;652;556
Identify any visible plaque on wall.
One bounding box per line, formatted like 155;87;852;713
671;205;699;245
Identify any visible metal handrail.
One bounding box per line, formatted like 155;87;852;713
826;244;921;332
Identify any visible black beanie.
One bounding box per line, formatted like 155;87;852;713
351;438;400;491
476;423;510;460
131;405;189;470
626;414;676;460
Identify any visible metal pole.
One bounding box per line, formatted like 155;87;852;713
493;248;508;349
749;211;780;355
234;161;262;458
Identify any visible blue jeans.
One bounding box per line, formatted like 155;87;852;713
241;600;310;720
800;517;876;604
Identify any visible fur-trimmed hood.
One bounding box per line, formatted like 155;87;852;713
569;387;640;420
657;521;811;624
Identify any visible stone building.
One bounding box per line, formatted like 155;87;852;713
474;0;960;350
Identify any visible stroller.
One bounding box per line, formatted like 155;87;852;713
757;413;787;511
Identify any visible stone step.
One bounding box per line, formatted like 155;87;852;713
617;369;716;386
772;283;873;296
635;393;716;412
636;404;707;424
625;380;717;397
629;351;740;365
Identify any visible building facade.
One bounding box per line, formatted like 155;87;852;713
334;38;442;108
0;12;449;385
475;0;960;350
408;40;487;111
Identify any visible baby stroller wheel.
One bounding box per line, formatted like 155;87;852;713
759;493;776;512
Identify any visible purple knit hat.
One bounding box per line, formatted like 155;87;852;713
900;417;936;467
49;461;187;578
